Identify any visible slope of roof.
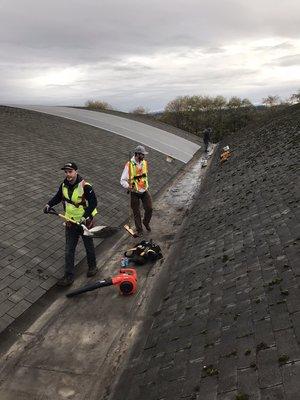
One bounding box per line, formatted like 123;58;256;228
111;104;300;399
0;106;186;334
78;107;201;146
12;106;200;163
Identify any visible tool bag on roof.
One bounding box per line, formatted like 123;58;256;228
124;239;163;265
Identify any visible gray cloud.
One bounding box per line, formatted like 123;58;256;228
254;41;294;52
202;47;226;54
272;54;300;66
0;0;300;110
1;0;300;63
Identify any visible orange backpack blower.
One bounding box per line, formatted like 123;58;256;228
66;268;137;298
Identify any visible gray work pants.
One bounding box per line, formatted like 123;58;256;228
131;191;153;232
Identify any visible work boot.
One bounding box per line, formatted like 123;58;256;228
57;275;74;287
87;267;98;277
143;221;151;232
135;230;143;238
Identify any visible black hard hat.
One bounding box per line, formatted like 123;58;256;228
61;162;78;171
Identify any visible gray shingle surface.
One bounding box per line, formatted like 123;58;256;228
111;105;300;399
16;106;201;163
80;107;202;145
0;106;186;333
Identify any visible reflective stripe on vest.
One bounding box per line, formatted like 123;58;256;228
62;180;97;222
129;160;148;192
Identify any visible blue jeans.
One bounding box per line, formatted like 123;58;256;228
65;225;96;278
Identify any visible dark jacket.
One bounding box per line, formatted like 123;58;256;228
48;175;97;219
203;129;211;143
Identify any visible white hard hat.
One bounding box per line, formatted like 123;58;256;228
223;146;230;151
134;145;148;155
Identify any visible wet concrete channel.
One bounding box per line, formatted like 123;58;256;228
0;147;216;400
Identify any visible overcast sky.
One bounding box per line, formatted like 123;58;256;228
0;0;299;111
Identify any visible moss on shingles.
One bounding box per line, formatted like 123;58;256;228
204;342;215;348
234;313;240;321
235;394;249;400
250;362;257;370
223;350;237;358
280;289;289;296
278;354;289;365
222;255;229;263
268;277;283;286
256;342;269;352
202;365;219;376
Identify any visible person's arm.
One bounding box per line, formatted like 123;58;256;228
43;184;63;213
120;162;130;189
83;185;97;219
47;184;63;208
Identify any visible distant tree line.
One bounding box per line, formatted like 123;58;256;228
85;89;300;141
262;90;300;107
84;100;149;115
158;90;300;141
158;95;256;141
85;100;112;111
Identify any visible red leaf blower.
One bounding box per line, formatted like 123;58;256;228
66;268;137;298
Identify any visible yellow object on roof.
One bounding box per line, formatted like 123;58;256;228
220;150;231;163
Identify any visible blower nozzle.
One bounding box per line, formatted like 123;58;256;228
66;268;137;298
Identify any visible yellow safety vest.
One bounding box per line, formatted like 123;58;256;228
62;180;97;222
128;160;149;192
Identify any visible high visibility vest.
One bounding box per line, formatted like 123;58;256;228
129;160;149;192
62;180;97;222
220;150;231;163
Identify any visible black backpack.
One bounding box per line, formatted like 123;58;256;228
124;239;163;265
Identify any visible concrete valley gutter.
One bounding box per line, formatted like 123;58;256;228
0;146;216;400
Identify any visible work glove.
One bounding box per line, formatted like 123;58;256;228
79;217;87;225
127;183;135;194
80;216;92;226
43;204;50;214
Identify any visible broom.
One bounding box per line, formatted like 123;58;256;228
47;208;118;238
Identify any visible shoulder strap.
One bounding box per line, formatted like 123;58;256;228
128;160;133;186
144;160;148;173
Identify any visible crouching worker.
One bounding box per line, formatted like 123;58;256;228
43;162;98;286
220;146;231;164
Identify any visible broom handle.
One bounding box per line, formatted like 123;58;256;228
128;151;132;220
57;213;82;226
127;151;132;193
48;207;84;227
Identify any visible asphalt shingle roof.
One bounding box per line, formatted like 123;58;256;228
16;106;201;163
0;106;189;334
111;105;300;400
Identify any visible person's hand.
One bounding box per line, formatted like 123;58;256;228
43;204;50;214
127;187;135;194
79;217;87;225
80;217;92;226
126;181;135;189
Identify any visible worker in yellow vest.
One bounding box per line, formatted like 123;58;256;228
120;145;153;237
43;162;98;286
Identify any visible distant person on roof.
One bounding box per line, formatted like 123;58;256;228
120;145;153;237
203;127;212;153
